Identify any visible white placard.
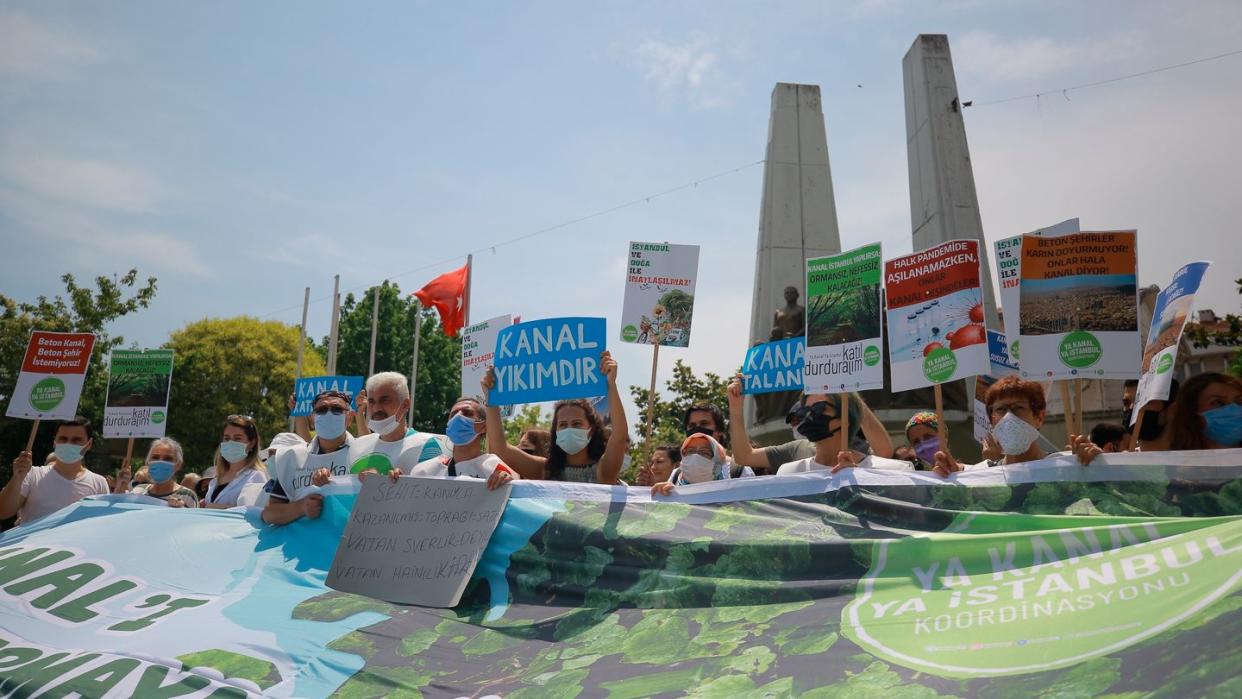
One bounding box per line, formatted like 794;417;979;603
327;476;510;607
619;241;700;347
994;218;1078;365
461;314;511;401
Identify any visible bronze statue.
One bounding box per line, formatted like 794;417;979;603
772;286;805;338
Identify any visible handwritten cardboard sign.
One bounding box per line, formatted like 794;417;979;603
326;476;510;607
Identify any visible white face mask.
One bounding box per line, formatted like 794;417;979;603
368;413;398;436
991;412;1042;456
679;454;717;483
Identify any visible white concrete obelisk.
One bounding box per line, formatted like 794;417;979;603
902;34;999;328
746;83;843;440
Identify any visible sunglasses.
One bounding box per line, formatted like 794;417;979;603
785;401;838;425
313;406;346;416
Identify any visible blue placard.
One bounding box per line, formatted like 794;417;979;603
489;317;608;405
291;375;364;416
986;330;1018;378
742;336;805;395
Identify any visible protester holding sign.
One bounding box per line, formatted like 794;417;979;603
774;393;909;475
353;372;448;480
934;377;1054;475
406;397;517;490
262;390;357;525
130;438;199;508
202;415;267;508
0;417;109;525
483;351;628;484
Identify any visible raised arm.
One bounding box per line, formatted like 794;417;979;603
289;394;312;442
726;374;767;469
481;367;547;479
596;351;628;484
856;397;893;458
0;451;32;520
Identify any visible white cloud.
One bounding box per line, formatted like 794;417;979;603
0;10;101;79
633;34;732;108
954;30;1144;83
2;154;167;214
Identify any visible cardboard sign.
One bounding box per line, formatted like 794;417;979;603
291;376;363;417
987;330;1019;378
803;243;885;393
619;242;700;347
884;240;991;392
327;476;510;607
994;218;1079;363
5;331;96;420
269;445;354;502
462;315;511;401
742;337;805;395
103;349;175;438
1134;261;1211;421
1018;231;1139;380
489;317;607;405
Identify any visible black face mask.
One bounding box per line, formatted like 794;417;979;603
796;412;841;443
686;425;715;439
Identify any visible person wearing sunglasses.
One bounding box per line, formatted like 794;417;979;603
262;389;356;525
774;393;908;475
403;397;516;490
202;415;267;508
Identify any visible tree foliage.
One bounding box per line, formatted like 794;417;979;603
329;282;463;433
627;359;730;480
0;270;157;475
503;404;548;446
1186;277;1242;377
166;317;326;470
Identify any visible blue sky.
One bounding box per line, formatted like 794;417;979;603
3;1;1241;423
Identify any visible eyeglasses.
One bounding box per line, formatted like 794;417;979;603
313;406;346;416
683;446;714;459
989;402;1032;418
227;414;255;424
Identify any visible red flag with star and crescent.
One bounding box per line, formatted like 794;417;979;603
412;263;469;337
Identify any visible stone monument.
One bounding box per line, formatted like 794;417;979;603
746;83;843;442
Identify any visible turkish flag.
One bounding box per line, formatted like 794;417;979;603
413;264;469;337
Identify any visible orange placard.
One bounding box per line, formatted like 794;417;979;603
20;331;95;375
1020;231;1136;280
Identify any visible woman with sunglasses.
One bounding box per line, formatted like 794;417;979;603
405;397;516;490
775;392;909;474
202;415;267;508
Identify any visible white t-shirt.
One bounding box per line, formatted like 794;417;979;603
17;464;109;525
345;431;449;476
409;453;511;480
776;455;914;475
204;467;268;507
265;434;355;502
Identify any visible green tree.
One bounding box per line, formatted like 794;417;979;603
1186;277;1242;378
329;282;463;433
502;404;548;446
627;359;731;480
0;270;157;475
166;317;325;470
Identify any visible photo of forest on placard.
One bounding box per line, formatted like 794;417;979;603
106;356;173;407
807;284;882;345
1019;274;1138;335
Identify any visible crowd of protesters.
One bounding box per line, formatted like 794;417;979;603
3;347;1240;526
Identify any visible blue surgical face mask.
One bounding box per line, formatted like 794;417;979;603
219;440;249;463
555;427;591;455
446;413;481;446
53;443;85;464
314;410;348;440
1203;403;1242;446
147;460;176;483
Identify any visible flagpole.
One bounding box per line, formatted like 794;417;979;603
464;254;473;327
368;283;382;376
409;311;422;426
327;274;341;375
291;286;310;431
